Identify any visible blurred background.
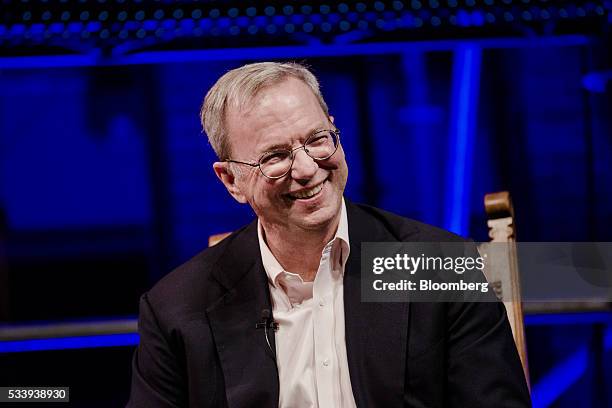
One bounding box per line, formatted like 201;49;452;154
0;0;611;406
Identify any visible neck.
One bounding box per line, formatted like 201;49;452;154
261;213;341;282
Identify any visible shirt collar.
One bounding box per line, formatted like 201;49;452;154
257;198;350;288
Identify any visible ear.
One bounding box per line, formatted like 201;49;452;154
213;162;248;204
329;115;335;124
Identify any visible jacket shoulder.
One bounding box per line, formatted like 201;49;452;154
144;221;256;324
348;201;468;243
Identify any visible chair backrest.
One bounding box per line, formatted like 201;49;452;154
478;191;530;387
208;232;232;247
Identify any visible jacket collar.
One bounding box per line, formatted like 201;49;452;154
206;221;279;408
343;200;413;407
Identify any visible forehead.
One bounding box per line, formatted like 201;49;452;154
226;77;328;152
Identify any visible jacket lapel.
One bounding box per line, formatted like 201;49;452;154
344;201;412;408
206;222;279;408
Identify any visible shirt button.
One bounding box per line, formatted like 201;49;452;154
319;300;325;307
323;359;330;367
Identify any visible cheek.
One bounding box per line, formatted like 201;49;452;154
252;179;284;206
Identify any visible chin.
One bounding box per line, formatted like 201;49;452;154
293;200;341;231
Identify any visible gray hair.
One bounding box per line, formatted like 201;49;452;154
200;62;329;160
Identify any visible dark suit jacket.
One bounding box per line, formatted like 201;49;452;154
127;201;531;407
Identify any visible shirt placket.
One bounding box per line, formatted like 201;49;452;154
313;242;339;407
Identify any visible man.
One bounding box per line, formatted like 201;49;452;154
127;62;530;407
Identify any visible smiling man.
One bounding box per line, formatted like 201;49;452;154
127;62;530;408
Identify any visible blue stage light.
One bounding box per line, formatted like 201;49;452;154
143;20;157;31
264;6;276;17
236;16;249;27
284;23;295;33
218;17;231;29
301;5;313;14
340;21;351;31
209;9;220;19
49;22;63;34
86;22;101;32
339;3;350;13
321;22;332;32
266;24;277;34
320;5;331;14
283;5;294;15
374;1;385;11
272;15;286;25
173;9;184;19
303;22;314;32
356;3;367;12
199;18;212;30
412;0;422;10
291;14;305;24
431;16;441;26
31;23;44;35
0;334;140;353
246;7;257;17
253;16;266;28
135;11;145;21
228;8;239;18
161;19;175;29
68;22;82;33
118;11;128;22
457;10;470;26
248;25;258;34
473;10;485;26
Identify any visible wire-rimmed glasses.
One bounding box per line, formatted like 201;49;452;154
225;129;340;179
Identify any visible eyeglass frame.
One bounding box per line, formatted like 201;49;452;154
224;128;341;180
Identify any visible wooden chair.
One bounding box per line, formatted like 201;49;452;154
479;191;530;387
208;232;232;247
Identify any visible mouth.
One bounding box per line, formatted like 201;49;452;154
287;180;326;200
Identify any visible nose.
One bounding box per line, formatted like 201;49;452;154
290;148;318;181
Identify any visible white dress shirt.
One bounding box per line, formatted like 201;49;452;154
257;199;357;408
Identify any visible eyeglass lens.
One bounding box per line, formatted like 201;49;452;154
259;130;339;178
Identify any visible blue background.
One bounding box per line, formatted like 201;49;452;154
0;1;611;406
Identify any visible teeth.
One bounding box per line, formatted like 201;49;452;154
291;183;323;199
